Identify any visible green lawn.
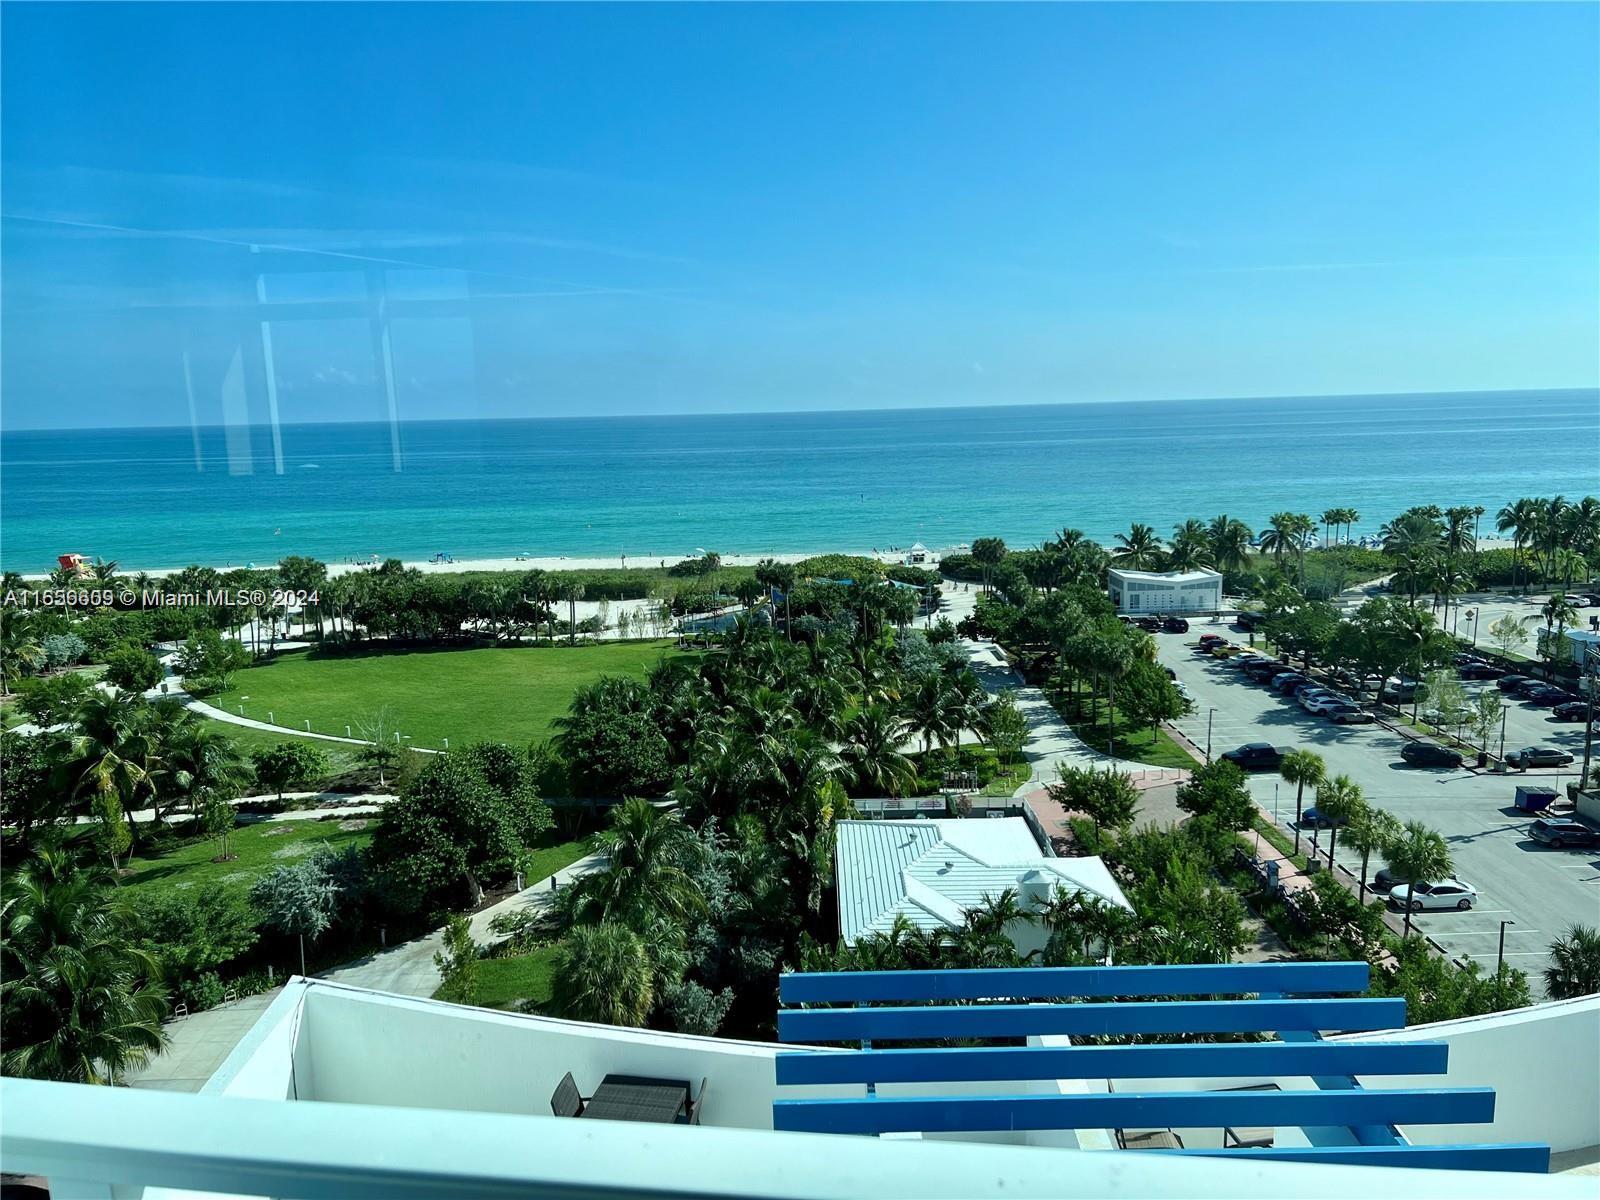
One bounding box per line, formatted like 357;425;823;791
209;721;366;776
460;945;560;1011
120;819;375;900
214;640;687;750
1069;709;1201;770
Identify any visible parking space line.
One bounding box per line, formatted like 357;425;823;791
1437;928;1541;937
1460;951;1549;958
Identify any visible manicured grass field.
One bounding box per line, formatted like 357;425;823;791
214;640;686;750
1069;708;1201;770
461;946;561;1011
121;819;376;900
209;721;365;777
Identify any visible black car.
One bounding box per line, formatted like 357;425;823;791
1497;674;1531;693
1271;672;1308;693
1401;742;1463;768
1135;616;1162;632
1234;611;1263;631
1220;742;1285;770
1553;700;1592;721
1582;593;1600;607
1163;616;1190;633
1524;686;1575;707
1458;662;1505;681
1529;819;1600;849
1512;678;1554;699
1243;661;1290;681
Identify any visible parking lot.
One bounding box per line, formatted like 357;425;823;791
1157;620;1600;995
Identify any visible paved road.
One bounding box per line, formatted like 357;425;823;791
1156;630;1600;993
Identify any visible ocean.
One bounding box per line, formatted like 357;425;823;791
2;390;1596;572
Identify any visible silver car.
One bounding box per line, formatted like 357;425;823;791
1388;878;1478;912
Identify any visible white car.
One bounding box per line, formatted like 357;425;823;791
1299;692;1345;715
1388;878;1478;912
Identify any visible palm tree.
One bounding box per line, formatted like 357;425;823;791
1565;498;1600;593
903;673;960;756
60;691;156;866
1496;498;1539;594
1112;523;1162;570
89;557;120;582
0;843;169;1082
1543;924;1600;999
1278;749;1326;856
1168;520;1214;571
1206;516;1254;575
1383;821;1453;938
560;581;586;644
1346;807;1402;905
1311;774;1363;868
1257;513;1301;572
1319;509;1341;550
1381;512;1444;605
152;712;247;823
549;921;654;1027
1440;505;1477;625
565;797;704;928
0;610;45;694
840;703;915;797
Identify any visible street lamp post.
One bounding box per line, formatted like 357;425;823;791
1206;709;1214;763
1497;919;1515;977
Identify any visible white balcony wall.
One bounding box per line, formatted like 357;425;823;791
1335;995;1600;1153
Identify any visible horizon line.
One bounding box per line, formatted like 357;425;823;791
4;384;1596;437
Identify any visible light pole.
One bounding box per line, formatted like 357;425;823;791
1497;919;1515;977
1206;708;1215;763
1499;708;1508;762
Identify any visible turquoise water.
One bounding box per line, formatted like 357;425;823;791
2;390;1596;571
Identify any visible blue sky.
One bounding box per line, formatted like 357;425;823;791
3;2;1596;429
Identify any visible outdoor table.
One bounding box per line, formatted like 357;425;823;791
581;1075;690;1124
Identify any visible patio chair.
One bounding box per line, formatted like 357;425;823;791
689;1077;708;1125
550;1072;587;1118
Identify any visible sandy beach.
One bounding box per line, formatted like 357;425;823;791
86;547;952;582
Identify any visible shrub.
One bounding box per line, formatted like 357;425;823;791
103;642;164;693
41;633;88;668
250;742;332;800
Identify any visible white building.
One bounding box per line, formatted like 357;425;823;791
1537;626;1600;670
834;817;1131;954
3;976;1594;1198
1107;567;1223;615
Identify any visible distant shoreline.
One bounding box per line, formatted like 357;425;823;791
21;546;954;581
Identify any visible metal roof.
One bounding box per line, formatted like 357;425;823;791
834;819;1131;945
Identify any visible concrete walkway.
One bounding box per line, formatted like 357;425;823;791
125;852;605;1093
940;586;1186;787
319;851;604;997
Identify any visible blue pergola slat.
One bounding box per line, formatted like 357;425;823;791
777;997;1406;1043
771;1087;1496;1136
775;1040;1449;1086
779;962;1370;1005
1174;1143;1551;1174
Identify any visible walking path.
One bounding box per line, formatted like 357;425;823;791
73;789;396;827
319;851;604;996
126;851;605;1092
939;586;1190;789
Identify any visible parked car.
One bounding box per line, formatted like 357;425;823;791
1292;682;1327;700
1401;742;1464;768
1271;672;1308;694
1553;700;1592;721
1135;616;1162;632
1458;662;1505;681
1380;682;1419;704
1420;706;1472;726
1197;633;1227;647
1524;686;1575;708
1388;878;1478;912
1299;806;1347;829
1512;678;1554;699
1244;661;1291;681
1497;674;1531;693
1220;743;1285;770
1163;616;1190;633
1234;611;1263;631
1302;693;1347;716
1324;703;1375;724
1581;593;1600;607
1372;866;1410;891
1528;819;1600;849
1504;746;1576;769
1227;653;1263;670
1452;652;1484;667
